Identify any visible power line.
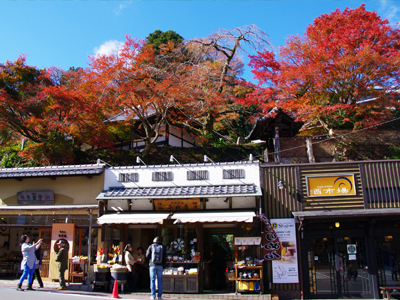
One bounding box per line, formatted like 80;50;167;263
252;116;400;159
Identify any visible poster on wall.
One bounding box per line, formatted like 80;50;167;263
271;218;299;284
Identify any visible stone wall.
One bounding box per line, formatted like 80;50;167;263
330;129;400;161
276;129;399;163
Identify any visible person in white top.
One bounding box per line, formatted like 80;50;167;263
17;235;42;291
124;244;137;293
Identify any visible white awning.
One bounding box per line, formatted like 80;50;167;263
97;213;170;225
234;237;261;245
172;211;255;224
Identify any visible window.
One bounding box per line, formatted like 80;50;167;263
187;170;209;181
223;169;245;179
118;173;139;182
152;171;173;181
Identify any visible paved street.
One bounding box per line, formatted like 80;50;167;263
0;286;112;300
0;278;271;300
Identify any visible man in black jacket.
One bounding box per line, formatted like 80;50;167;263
146;237;166;300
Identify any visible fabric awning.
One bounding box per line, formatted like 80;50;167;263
0;204;98;211
97;213;170;225
172;211;256;224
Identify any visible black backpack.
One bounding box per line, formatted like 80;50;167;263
152;243;163;264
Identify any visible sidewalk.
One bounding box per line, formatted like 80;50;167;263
0;277;272;300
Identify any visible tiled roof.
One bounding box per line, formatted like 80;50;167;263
99;184;259;199
0;165;104;178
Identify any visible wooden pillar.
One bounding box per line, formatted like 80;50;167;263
197;223;204;292
157;224;162;239
274;127;281;163
306;137;315;163
264;147;270;163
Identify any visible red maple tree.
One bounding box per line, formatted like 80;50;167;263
246;5;400;131
0;56;111;164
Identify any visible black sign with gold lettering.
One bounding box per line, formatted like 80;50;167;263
154;198;201;211
17;190;54;205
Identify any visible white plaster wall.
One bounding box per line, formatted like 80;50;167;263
131;199;153;210
168;126;196;148
104;162;261;192
232;196;256;209
108;199;130;211
206;198;229;209
169;134;184;147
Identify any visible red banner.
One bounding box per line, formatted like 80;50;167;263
257;214;281;261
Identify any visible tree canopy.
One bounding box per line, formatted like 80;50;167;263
246;5;400;131
146;30;184;53
0;56;111;164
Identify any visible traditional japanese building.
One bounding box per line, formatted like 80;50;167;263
261;159;400;299
0;164;105;280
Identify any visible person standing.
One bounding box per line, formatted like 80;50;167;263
32;240;44;288
17;235;43;291
55;240;69;290
146;237;166;300
124;244;137;293
133;246;146;290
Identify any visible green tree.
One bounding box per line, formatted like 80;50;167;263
145;30;184;53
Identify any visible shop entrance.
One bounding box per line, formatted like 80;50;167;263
305;234;373;299
203;227;235;291
39;228;52;278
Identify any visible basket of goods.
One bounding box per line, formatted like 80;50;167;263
94;265;111;282
110;265;127;281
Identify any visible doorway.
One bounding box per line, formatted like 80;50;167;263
304;234;373;298
39;228;51;278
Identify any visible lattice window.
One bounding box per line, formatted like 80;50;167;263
223;169;245;179
187;170;209;181
118;173;139;182
152;171;173;181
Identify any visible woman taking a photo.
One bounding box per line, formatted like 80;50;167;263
17;235;43;291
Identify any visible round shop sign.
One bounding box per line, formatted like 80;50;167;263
347;244;357;254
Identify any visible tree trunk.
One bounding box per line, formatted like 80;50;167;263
203;113;215;136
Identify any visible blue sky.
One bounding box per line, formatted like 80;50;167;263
1;0;399;81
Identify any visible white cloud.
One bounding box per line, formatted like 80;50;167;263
379;0;400;24
113;1;131;16
93;40;124;57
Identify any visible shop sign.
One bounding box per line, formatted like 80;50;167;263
347;244;357;254
306;174;356;197
271;218;299;284
154;198;201;211
17;190;54;205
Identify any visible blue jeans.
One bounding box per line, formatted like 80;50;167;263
149;265;163;298
19;263;35;284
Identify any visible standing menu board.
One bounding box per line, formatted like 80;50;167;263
270;218;299;283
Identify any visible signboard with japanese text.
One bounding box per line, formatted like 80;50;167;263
271;218;299;284
17;190;54;204
306;174;356;197
154;198;201;211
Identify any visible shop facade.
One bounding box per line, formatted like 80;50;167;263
262;159;400;299
96;160;263;293
0;164;105;280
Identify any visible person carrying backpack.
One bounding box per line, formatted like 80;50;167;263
146;236;166;300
